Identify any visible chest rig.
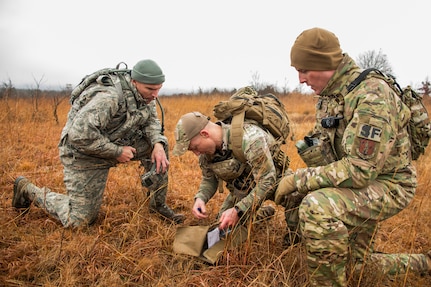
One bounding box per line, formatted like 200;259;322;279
317;94;347;158
297;94;347;167
207;147;289;203
207;150;254;193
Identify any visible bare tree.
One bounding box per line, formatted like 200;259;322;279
281;77;291;95
1;78;15;100
1;79;15;120
249;71;264;91
31;75;45;119
356;49;394;76
52;91;67;124
418;76;430;97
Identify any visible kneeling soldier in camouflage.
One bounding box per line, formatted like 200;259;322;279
172;111;289;232
12;59;184;227
275;27;431;286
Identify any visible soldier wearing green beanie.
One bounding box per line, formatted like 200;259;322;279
275;27;430;285
131;59;165;84
12;59;185;227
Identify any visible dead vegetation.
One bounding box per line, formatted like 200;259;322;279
0;93;430;287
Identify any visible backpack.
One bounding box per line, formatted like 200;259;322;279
69;62;165;133
70;62;131;105
347;68;431;160
213;86;290;163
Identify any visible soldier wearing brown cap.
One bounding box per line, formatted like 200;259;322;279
275;27;430;286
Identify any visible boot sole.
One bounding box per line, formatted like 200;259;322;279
12;176;30;209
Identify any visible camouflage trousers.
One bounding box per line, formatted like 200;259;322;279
285;180;428;287
25;140;169;228
132;136;171;209
26;166;109;227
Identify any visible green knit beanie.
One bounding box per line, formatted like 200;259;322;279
131;59;165;84
290;27;343;71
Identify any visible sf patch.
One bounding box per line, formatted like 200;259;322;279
355;123;382;159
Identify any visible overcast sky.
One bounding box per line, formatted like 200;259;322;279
1;0;430;94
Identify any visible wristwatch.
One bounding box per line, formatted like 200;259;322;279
234;206;244;218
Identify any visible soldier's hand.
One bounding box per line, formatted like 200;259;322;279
117;146;136;163
151;143;169;173
275;174;297;205
192;198;208;219
218;207;239;230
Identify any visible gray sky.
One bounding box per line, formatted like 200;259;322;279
1;0;430;94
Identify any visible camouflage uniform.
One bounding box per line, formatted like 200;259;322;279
288;54;428;286
195;121;285;221
22;73;171;227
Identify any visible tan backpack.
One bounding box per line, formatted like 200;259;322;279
213;86;291;163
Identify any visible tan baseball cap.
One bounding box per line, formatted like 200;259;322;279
172;112;210;156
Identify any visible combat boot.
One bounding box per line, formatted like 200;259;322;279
150;204;185;224
427;250;431;274
283;229;302;246
12;176;31;209
254;205;276;222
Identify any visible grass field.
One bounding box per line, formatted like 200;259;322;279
0;92;430;286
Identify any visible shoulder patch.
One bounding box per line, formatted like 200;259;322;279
355;123;381;159
357;123;382;142
357;139;377;158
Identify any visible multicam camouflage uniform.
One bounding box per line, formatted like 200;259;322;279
23;73;170;227
195;121;287;222
287;54;428;286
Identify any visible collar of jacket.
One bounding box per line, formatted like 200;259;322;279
319;53;362;98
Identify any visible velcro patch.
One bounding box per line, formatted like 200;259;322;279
357;123;382;142
355;123;381;159
357;139;376;158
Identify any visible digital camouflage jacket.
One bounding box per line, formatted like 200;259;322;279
59;73;167;169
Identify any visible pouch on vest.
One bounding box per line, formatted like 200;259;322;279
209;158;246;181
173;224;248;264
297;135;337;167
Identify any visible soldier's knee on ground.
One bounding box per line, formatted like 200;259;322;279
67;205;100;228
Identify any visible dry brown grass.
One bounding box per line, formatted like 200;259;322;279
0;93;430;287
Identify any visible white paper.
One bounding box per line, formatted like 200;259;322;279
207;228;220;248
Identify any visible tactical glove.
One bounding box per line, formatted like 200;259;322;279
275;174;297;205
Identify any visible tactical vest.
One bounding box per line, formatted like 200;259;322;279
60;72;141;146
296;94;344;167
60;64;166;149
208;142;289;200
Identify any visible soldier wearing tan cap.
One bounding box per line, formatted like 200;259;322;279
173;111;283;231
